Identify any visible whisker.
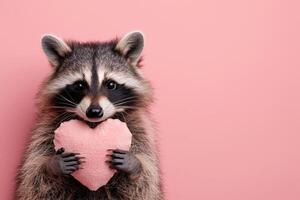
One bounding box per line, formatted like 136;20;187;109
56;113;76;125
78;103;86;117
114;100;140;107
119;112;128;124
113;96;138;105
116;106;137;109
53;101;77;107
64;89;77;104
52;112;70;123
56;94;77;106
50;106;74;110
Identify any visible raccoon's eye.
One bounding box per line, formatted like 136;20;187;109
72;81;86;91
106;80;118;90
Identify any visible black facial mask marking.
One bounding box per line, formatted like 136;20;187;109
53;80;88;108
102;79;139;109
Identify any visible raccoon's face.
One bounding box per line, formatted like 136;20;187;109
41;32;150;127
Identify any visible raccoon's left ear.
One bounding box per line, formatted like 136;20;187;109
41;34;72;67
115;31;144;66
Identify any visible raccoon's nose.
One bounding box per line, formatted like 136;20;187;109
86;105;103;119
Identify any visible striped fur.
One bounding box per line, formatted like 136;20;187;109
15;32;164;200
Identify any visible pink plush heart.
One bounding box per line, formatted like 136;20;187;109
53;119;132;191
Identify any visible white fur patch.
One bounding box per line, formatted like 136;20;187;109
83;68;92;87
97;69;105;86
97;67;146;94
46;67;95;95
46;72;83;94
106;72;146;93
74;96;91;121
99;96;118;120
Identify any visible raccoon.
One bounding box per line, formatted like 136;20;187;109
16;31;163;200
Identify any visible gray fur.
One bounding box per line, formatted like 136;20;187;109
41;34;72;67
115;31;144;66
16;32;163;200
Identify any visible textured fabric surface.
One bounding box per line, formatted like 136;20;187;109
54;119;132;190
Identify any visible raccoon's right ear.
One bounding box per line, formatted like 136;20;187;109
41;34;72;67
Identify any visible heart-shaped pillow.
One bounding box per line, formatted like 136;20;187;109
53;119;132;191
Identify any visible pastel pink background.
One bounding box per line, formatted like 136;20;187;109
0;0;299;199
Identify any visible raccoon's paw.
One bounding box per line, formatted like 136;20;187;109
106;149;142;180
47;147;85;176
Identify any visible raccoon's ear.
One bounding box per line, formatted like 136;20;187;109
115;31;144;66
41;34;72;67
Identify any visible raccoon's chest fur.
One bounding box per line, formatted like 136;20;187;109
17;109;162;200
